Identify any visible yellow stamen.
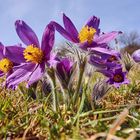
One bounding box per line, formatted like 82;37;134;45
0;58;13;73
113;74;123;82
24;45;44;64
78;26;96;44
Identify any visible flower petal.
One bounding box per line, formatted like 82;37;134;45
0;43;4;59
47;53;59;67
97;69;113;77
51;21;78;43
132;49;140;62
5;45;25;64
89;55;119;69
41;23;55;59
15;20;39;46
28;62;45;87
85;16;100;34
79;41;98;50
94;31;121;44
63;13;79;42
56;58;72;76
80;42;109;50
0;70;4;77
6;63;36;87
90;47;120;58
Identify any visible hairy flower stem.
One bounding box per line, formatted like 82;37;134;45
73;57;87;106
47;68;58;112
60;86;72;111
59;83;68;109
73;89;86;124
52;78;58;112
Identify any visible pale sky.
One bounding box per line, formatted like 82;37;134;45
0;0;140;46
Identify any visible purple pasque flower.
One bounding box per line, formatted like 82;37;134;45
0;43;25;89
99;67;129;88
0;42;25;77
56;58;75;89
51;13;120;50
6;20;55;88
132;49;140;62
89;47;121;69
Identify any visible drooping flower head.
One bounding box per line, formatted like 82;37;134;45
99;67;129;88
6;20;55;88
51;13;120;50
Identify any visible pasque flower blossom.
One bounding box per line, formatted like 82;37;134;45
0;43;25;89
99;67;129;88
88;46;129;87
6;20;55;88
51;13;120;50
89;47;121;69
0;43;25;76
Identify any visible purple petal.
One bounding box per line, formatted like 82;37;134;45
0;43;4;59
41;23;55;59
97;69;113;77
106;68;129;88
51;21;78;43
6;63;36;87
47;53;59;67
57;58;72;75
79;41;98;50
62;58;73;70
96;43;110;49
94;31;120;44
28;62;45;87
6;70;13;78
80;42;109;51
15;20;39;46
85;16;100;34
5;45;25;64
90;47;120;58
89;55;119;69
0;70;4;77
63;13;79;42
0;42;4;47
132;49;140;62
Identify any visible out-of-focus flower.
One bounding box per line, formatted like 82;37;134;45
99;67;129;88
89;47;121;69
56;58;76;89
132;49;140;62
51;13;120;50
6;20;55;88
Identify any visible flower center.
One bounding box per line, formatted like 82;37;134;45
78;26;96;44
113;74;123;82
107;56;117;62
24;45;44;64
0;58;13;73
